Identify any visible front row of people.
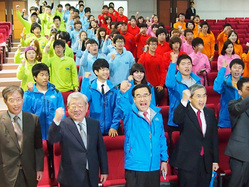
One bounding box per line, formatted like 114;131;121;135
1;61;249;187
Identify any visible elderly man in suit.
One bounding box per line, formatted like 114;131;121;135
48;92;108;187
225;77;249;187
0;85;44;187
170;84;219;187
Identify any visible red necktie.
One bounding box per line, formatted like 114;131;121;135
143;112;151;125
197;110;204;156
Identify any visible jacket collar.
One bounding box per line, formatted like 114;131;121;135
32;82;55;93
176;70;201;83
90;78;115;91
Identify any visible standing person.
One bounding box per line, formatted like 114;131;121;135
228;30;243;58
116;6;128;23
155;28;171;55
118;82;168;187
48;92;108;187
0;85;44;187
217;23;232;55
138;37;166;105
213;59;244;128
43;39;79;92
23;63;66;179
217;40;240;75
185;1;196;20
225;77;249;187
180;29;194;55
173;13;186;31
170;84;219;187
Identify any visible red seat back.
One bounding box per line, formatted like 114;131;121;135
61;91;73;110
207;72;218;86
205;86;221;104
159;106;169;132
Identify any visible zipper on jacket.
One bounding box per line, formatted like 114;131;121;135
149;123;153;171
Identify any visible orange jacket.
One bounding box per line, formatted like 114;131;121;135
242;52;249;77
234;43;243;58
198;32;215;59
173;22;186;30
217;31;228;55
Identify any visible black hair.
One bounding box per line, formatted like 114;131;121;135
110;29;120;38
178;13;185;17
57;4;63;8
146;37;158;45
53;39;65;49
102;5;108;9
85;7;91;13
221;40;234;55
65;3;70;7
69;6;75;11
86;39;98;45
109;2;114;6
158;22;165;28
186;20;195;30
78;0;84;3
97;27;107;49
32;63;49;80
92;58;109;74
46;5;52;9
118;6;124;11
74;20;82;25
151;24;159;29
130;63;147;85
132;84;151;97
228;30;239;44
177;54;192;66
200;21;211;34
109;6;114;10
169;36;182;49
184;28;193;37
113;34;125;44
74;9;79;14
79;4;84;8
223;23;232;29
156;28;168;37
229;58;245;69
138;22;147;28
57;31;70;43
30;22;41;33
237;77;249;91
53;15;61;22
192;37;204;47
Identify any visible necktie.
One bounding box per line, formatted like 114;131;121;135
78;122;87;149
143;112;151;125
197;110;204;156
101;84;105;95
13;116;22;148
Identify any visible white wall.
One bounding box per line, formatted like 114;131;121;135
196;0;249;20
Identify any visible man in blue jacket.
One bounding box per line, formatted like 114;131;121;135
213;58;244;128
107;34;135;86
23;63;66;178
118;81;168;187
81;58;121;137
166;53;201;146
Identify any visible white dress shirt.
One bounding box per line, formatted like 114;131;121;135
97;80;110;94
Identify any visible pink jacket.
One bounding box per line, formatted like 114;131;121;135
181;41;194;55
217;54;241;75
189;51;211;85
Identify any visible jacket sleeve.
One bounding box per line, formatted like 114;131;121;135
204;55;211;73
80;77;92;101
159;113;168;161
213;67;226;94
116;90;132;120
211;111;219;163
159;61;166;87
217;55;223;71
110;91;122;130
210;34;215;57
34;115;44;171
80;50;89;67
228;96;249;116
173;102;187;126
71;60;79;90
57;91;67;119
22;90;33;112
16;64;26;80
14;49;22;64
165;62;177;89
48;121;62;143
217;31;225;42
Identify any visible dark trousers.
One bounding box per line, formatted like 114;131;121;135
229;157;249;187
178;156;211;187
47;140;55;179
168;125;181;157
60;169;91;187
14;169;28;187
125;169;160;187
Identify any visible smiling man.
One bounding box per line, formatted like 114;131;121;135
118;82;168;187
48;92;108;187
0;85;44;187
170;84;219;187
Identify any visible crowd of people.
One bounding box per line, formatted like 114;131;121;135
0;0;249;187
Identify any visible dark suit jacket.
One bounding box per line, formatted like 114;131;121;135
185;7;196;19
170;103;219;173
225;97;249;161
0;111;44;187
48;117;108;187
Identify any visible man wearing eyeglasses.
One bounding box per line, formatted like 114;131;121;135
170;84;219;187
48;92;108;187
0;85;44;187
118;82;168;187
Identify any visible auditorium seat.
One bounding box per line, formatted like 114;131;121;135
159;88;168;106
78;76;83;91
61;91;73;110
206;103;217;118
37;140;55;187
102;136;125;186
206;19;216;24
211;61;218;72
207;72;218;86
53;142;61;185
159;105;169;132
205;86;220;104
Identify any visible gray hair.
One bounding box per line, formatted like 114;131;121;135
2;85;24;101
67;92;88;106
189;84;206;97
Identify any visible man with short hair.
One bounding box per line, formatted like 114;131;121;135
116;6;128;23
49;92;108;187
120;21;136;55
173;13;186;30
225;77;249;187
217;23;232;55
43;39;79;92
0;85;44;186
171;84;219;187
213;58;244;128
180;29;194;55
155;28;171;55
118;82;168;187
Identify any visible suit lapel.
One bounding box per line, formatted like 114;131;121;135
2;112;21;151
85;118;90;150
204;108;210;137
66;118;86;151
187;105;203;134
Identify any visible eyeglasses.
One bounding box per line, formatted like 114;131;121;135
7;98;23;104
135;93;151;99
192;94;207;99
70;104;85;110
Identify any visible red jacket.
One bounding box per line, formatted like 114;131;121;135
138;52;166;87
135;33;151;59
163;50;187;71
121;32;135;56
117;15;128;23
127;24;140;36
156;41;171;55
98;13;110;26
